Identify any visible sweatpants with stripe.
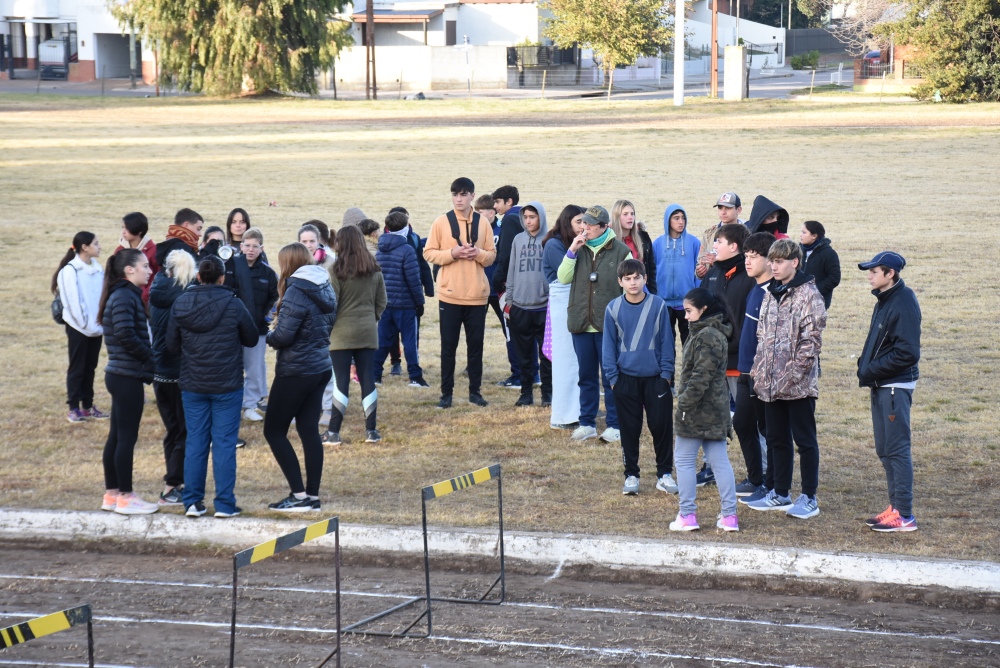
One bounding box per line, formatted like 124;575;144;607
329;349;377;432
612;373;673;479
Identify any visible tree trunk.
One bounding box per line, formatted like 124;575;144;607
607;66;615;99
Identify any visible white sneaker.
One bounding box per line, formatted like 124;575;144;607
655;473;678;494
243;408;263;422
599;427;621;443
570;425;598;441
622;475;640;495
115;493;159;515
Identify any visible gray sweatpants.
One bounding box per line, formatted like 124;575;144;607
675;436;738;517
242;335;267;410
871;386;914;517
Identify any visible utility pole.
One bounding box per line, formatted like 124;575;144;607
128;24;136;89
366;0;376;99
710;0;719;97
788;0;793;29
673;0;684;106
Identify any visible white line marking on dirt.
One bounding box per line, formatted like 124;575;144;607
1;661;147;668
3;573;999;646
545;559;565;581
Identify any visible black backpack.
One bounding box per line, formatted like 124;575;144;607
446;210;480;246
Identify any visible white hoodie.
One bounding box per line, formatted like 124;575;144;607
58;256;104;336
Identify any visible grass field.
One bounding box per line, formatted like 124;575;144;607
1;95;998;562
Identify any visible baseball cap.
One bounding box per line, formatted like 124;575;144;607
581;205;610;227
713;192;741;208
858;251;906;272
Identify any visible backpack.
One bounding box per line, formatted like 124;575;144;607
52;263;82;325
446;210;480;246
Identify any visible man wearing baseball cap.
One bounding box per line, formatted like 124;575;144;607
856;251;921;533
696;192;745;279
557;205;632;443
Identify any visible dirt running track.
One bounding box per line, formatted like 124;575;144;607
0;542;998;668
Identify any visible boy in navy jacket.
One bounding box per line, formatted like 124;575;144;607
374;211;428;387
602;258;676;497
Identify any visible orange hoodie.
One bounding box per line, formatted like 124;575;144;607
423;209;497;306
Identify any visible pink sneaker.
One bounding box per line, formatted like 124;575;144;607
101;491;119;511
669;513;700;531
717;514;740;532
115;492;159;516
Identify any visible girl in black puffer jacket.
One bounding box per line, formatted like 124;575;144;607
97;248;157;516
263;243;338;513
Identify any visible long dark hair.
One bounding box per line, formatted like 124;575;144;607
52;231;96;294
683;287;736;340
226;208;250;243
275;243;314;318
543;204;585;248
332;225;379;281
97;248;144;324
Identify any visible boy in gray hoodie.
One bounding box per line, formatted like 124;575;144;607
498;202;551;406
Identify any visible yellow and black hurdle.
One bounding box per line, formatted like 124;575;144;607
229;517;341;668
343;463;505;639
1;604;94;667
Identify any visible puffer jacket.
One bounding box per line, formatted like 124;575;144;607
675;313;732;440
244;260;279;335
750;271;827;402
635;225;658;295
801;237;841;309
102;280;153;382
267;265;338;378
166;284;257;394
857;278;921;388
377;233;425;310
148;271;191;382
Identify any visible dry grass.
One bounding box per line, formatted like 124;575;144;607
1;95;998;561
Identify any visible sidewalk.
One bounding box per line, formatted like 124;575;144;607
2;508;998;595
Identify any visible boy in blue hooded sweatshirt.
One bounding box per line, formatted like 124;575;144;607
497;202;551;407
653;204;700;344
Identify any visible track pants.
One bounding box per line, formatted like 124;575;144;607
509;305;551;396
733;374;767;487
153;381;186;488
66;326;102;410
871;387;914;517
329;349;377;432
439;302;487;398
612;374;673;479
764;397;819;498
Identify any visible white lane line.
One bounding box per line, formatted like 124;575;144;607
2;573;998;646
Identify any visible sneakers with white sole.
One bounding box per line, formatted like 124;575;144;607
115;492;159;515
785;494;820;519
570;425;598;441
655;473;678;494
622;475;639;495
669;513;700;531
746;490;793;512
243;408;263;422
599;427;621;443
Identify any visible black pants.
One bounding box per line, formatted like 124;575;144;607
490;294;527;377
612;374;673;479
154;381;186;488
265;370;332;497
764;397;819;498
66;326;102;409
330;349;377;432
389;315;422;365
668;307;689;346
439;302;487;397
733;374;767;487
508;305;552;396
103;372;145;493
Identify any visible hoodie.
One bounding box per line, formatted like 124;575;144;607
267;265;338;378
166;284;258;394
746;195;790;238
503;202;550;310
58;255;104;337
652;204;701;309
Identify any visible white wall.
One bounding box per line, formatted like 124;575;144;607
457;3;539;46
687;1;785;66
94;31;128;76
332;44;507;90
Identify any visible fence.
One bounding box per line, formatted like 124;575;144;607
786;28;847;56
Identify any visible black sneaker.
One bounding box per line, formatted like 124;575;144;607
515;393;533;407
408;377;430;388
256;400;268;413
322;430;342;446
696;464;716;487
236;438;246;449
735;478;759;497
469;393;489;407
540;393;552;407
268;495;319;513
496;375;521;389
215;506;242;519
390;363;402;376
365;429;382;443
185;502;207;518
437;395;453;409
159;487;184;506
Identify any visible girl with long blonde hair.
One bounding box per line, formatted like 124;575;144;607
610;199;657;294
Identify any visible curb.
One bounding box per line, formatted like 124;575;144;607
2;509;998;594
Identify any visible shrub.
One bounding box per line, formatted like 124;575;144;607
791;50;820;70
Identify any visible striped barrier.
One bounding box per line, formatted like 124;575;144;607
1;605;94;667
345;463;504;640
229;518;341;668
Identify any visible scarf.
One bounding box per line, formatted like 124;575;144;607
801;239;819;252
585;228;611;249
166;225;199;251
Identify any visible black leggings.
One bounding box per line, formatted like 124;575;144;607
329;349;377;432
66;326;102;409
154;381;186;488
264;370;332;497
103;372;145;493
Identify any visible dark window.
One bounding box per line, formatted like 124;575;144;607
446;21;457;46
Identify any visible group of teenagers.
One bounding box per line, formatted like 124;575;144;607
52;178;922;533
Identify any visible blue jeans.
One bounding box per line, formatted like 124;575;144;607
182;388;242;514
572;331;618;429
374;308;422;380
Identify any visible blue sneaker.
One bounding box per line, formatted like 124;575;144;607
745;490;792;512
786;494;820;519
696;464;715;487
738;485;769;505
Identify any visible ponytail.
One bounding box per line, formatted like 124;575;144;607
97;248;143;325
51;231;96;294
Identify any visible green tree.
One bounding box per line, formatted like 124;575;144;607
542;0;675;98
881;0;1000;102
110;0;353;95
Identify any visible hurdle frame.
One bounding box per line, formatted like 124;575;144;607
344;463;504;638
229;517;341;668
0;604;94;667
